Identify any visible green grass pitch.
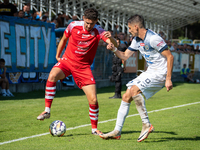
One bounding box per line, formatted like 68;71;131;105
0;83;200;150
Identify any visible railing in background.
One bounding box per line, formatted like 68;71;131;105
1;20;200;84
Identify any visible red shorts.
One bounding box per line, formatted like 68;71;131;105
53;58;95;89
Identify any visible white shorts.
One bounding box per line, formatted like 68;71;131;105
126;70;166;100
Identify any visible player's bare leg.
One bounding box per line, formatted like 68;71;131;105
37;67;65;120
82;84;103;135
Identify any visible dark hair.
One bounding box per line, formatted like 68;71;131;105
19;10;24;13
84;8;98;20
115;37;120;41
0;58;5;63
42;15;47;19
127;14;145;28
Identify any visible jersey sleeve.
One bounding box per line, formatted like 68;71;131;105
128;38;138;51
96;25;109;42
150;35;168;53
64;22;74;38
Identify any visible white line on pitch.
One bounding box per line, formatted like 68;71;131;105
0;101;200;146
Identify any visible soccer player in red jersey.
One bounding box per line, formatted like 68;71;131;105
37;8;117;135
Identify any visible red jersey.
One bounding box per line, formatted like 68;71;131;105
62;21;108;65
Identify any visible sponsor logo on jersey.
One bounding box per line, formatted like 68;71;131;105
157;40;164;47
75;50;87;54
77;46;89;51
82;34;91;38
140;43;145;46
78;41;90;46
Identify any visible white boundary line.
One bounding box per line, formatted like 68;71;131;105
0;101;200;146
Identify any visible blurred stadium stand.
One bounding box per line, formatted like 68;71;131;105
2;0;200;39
1;0;200;93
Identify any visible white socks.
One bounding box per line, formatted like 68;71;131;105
133;94;149;124
45;107;51;113
115;101;130;132
114;94;150;133
92;128;97;133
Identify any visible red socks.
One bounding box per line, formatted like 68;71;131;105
45;80;56;108
89;103;99;129
45;80;99;130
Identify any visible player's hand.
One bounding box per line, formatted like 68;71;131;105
103;31;112;38
165;79;173;92
107;43;115;51
56;56;61;62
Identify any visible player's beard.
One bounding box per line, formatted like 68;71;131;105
131;31;138;38
86;28;91;31
134;31;139;37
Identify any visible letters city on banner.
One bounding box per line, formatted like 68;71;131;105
0;16;56;73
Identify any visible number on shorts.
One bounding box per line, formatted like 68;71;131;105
55;62;60;66
145;78;151;84
140;78;151;87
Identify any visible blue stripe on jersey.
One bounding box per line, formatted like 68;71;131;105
159;44;168;53
128;47;137;51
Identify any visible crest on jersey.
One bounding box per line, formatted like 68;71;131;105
77;31;80;34
145;45;149;50
91;31;95;36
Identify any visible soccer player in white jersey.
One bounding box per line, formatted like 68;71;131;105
100;14;174;142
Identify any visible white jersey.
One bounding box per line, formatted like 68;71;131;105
128;29;168;74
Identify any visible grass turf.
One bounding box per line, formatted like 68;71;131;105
0;82;200;150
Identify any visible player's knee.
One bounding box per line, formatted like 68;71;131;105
89;96;97;105
122;93;132;103
48;72;59;82
130;85;140;97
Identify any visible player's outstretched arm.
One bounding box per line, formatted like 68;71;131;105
56;33;69;62
107;43;134;61
104;31;118;47
161;49;174;91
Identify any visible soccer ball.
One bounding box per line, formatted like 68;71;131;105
49;120;66;137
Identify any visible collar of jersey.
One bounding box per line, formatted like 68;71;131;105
83;24;95;33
